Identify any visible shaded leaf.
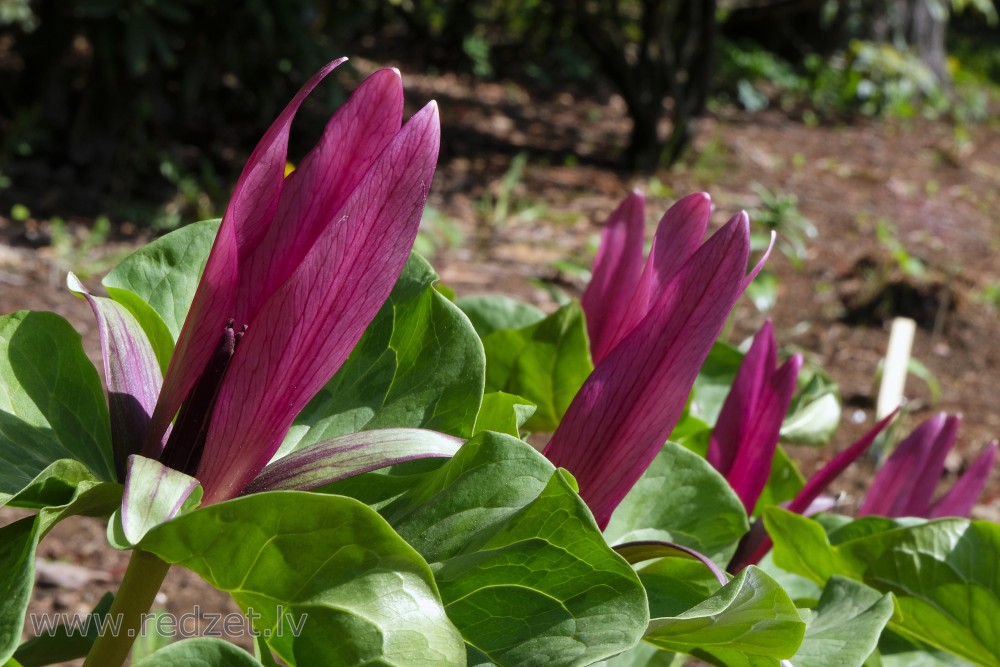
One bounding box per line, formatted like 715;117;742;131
4;460;121;536
0;517;40;663
604;443;749;565
481;302;592;432
0;312;114;495
456;295;545;337
13;593;114;667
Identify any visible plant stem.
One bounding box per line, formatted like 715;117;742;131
83;549;171;667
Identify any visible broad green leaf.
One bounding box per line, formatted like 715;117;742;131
139;491;465;666
132;638;264;666
13;592;114;666
102;219;219;342
0;516;40;663
279;253;485;455
4;460;121;535
644;566;805;666
472;391;536;437
456;294;545;336
766;508;1000;666
873;630;973;666
604;443;749;565
380;432;649;666
792;576;894;667
0;312;115;494
480;301;592;432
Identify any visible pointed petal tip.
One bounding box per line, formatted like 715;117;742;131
66;271;85;294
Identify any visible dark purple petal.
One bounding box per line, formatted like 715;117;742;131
707;321;779;478
197;102;441;503
244;428;463;494
898;414;960;516
928;440;997;518
613;540;729;586
68;273;164;480
792;411;897;516
734;413;898;571
727;353;802;513
582;191;645;364
857;413;950;517
599;193;712;360
234;68;405;324
544;213;752;528
144;59;347;458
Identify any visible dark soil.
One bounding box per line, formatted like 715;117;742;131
2;58;998;661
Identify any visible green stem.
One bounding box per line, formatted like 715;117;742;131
83;549;171;667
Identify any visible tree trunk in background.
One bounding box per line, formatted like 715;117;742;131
575;0;717;173
899;0;950;83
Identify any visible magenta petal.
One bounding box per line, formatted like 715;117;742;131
727;353;802;513
144;58;347;457
791;411;898;516
899;414;960;516
582;191;645;364
857;413;949;517
196;102;441;503
234;68;405;323
544;214;751;528
601;193;712;359
928;440;997;518
707;321;778;476
68;273;164;480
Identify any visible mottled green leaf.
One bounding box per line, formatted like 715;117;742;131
792;576;893;667
604;443;749;565
766;508;1000;666
139;492;465;666
380;432;649;666
644;566;805;666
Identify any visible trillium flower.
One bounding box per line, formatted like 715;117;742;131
73;60;443;504
546;191;770;528
858;413;997;519
707;320;803;514
702;321;901;571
